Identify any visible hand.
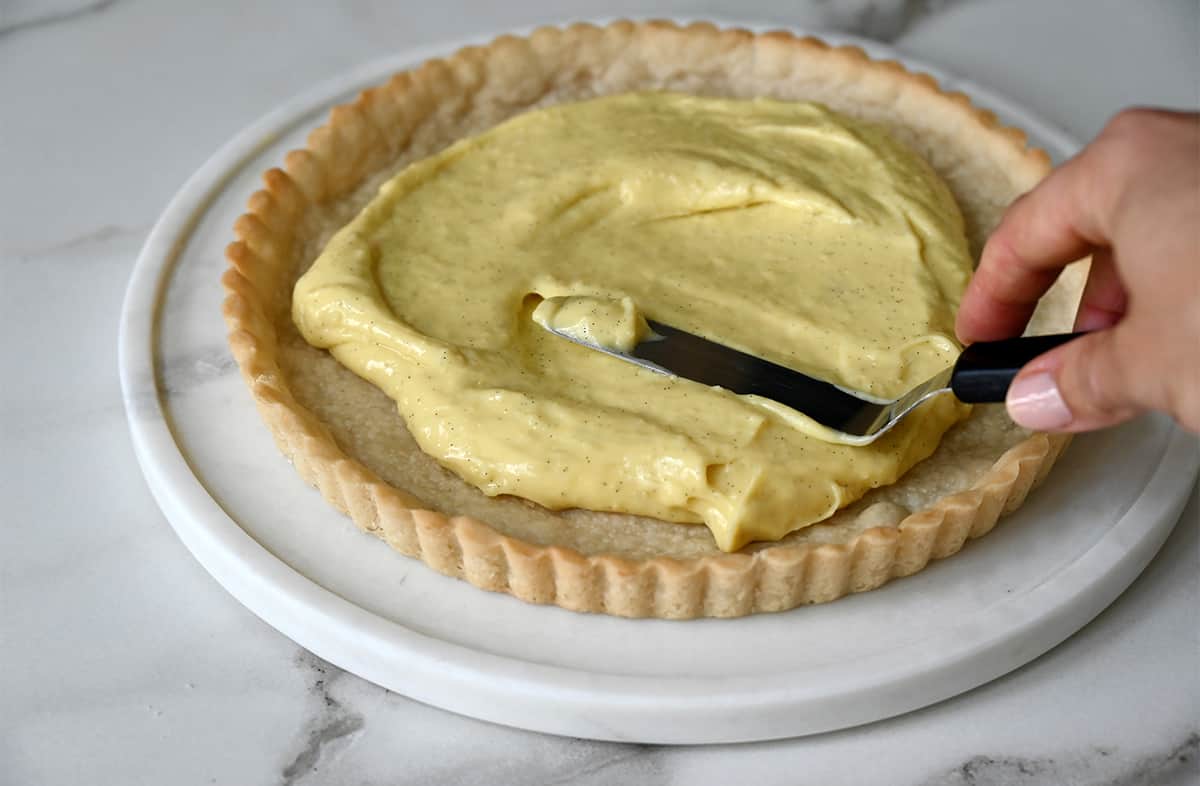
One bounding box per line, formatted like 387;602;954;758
956;108;1200;434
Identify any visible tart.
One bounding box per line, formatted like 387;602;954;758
223;20;1084;618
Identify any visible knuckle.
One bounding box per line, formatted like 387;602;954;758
1097;108;1190;166
1173;395;1200;434
1161;361;1200;433
1103;107;1160;138
1081;119;1154;233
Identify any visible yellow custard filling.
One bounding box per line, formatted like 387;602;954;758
531;295;652;354
292;93;973;551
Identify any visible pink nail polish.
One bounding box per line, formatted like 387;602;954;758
1007;372;1073;430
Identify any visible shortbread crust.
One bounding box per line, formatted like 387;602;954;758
223;21;1083;617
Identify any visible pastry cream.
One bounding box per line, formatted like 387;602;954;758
531;295;652;354
292;93;973;551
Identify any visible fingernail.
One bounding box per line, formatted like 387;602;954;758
1007;372;1073;430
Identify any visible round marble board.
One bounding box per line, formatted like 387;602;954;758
118;27;1199;744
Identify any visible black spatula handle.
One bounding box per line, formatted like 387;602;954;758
950;332;1085;403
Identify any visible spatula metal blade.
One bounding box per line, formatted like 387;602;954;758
632;320;887;434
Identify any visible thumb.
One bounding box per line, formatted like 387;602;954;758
1005;327;1144;432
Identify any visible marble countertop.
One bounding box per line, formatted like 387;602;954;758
3;1;1197;784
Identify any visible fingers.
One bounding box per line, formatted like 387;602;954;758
1006;326;1143;432
955;227;1062;344
968;108;1200;434
1073;248;1127;331
956;137;1115;345
998;249;1128;431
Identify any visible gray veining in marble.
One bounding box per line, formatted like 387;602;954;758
8;224;145;262
812;0;965;41
916;733;1199;786
279;652;367;786
159;346;238;397
0;0;116;39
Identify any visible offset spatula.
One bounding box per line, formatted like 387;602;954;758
542;320;1081;445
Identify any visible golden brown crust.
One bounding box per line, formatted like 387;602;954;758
223;20;1070;618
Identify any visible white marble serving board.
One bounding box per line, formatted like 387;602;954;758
118;30;1199;744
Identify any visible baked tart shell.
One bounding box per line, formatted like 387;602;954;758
222;20;1078;618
